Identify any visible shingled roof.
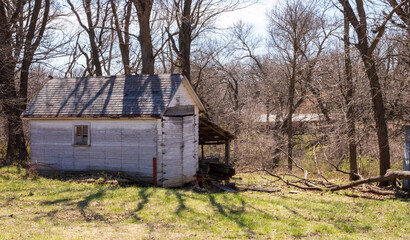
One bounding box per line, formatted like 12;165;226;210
22;74;185;118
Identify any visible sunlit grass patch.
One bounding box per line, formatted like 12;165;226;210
0;166;409;239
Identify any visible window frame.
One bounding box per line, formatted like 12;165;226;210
72;122;91;146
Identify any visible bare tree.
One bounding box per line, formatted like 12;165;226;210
267;0;323;171
0;0;51;166
338;0;409;184
67;0;105;76
133;0;155;74
343;9;359;180
165;0;247;81
110;0;132;75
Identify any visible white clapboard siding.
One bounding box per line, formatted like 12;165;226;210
30;119;157;182
168;82;196;108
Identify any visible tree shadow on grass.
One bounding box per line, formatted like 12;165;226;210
135;188;153;212
42;198;73;206
168;190;187;215
77;188;106;209
127;188;154;222
208;194;255;238
76;188;107;221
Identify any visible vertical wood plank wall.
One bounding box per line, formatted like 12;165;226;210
160;82;199;187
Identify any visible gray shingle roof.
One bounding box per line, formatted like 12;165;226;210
22;74;183;118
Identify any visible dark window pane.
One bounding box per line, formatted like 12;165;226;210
82;136;88;145
76;126;82;135
75;135;83;145
74;125;89;145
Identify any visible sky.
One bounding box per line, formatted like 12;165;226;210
51;0;279;74
217;0;278;37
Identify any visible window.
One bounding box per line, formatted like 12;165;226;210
73;124;90;146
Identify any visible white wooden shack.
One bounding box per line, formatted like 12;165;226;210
22;74;233;187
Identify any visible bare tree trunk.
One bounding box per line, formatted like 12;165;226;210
363;57;391;179
286;48;297;171
339;0;392;185
67;0;104;76
0;62;28;166
343;10;359;180
110;0;131;75
179;0;192;80
0;0;28;166
20;0;50;108
84;0;103;76
133;0;154;74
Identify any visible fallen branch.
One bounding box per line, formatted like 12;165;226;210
361;185;396;196
323;151;363;180
263;169;410;193
237;186;281;193
327;170;410;191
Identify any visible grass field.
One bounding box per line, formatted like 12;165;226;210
0;167;409;239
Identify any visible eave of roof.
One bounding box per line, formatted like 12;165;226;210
199;116;235;145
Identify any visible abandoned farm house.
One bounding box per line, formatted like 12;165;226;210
22;74;234;187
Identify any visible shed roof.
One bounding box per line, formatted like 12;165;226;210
199;117;235;145
22;74;198;118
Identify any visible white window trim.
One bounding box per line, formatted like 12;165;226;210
72;122;91;146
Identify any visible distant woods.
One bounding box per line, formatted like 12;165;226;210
0;0;409;184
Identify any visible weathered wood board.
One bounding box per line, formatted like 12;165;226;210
30;119;157;183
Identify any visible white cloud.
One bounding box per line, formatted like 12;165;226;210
217;0;277;36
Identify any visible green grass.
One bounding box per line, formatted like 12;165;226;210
0;167;409;239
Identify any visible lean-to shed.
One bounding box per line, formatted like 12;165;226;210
22;74;209;187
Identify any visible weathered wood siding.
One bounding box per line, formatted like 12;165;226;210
160;83;199;187
30;119;157;182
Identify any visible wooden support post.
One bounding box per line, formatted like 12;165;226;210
153;157;157;187
225;141;230;165
201;144;204;160
224;141;231;185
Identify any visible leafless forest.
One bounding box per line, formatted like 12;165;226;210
0;0;409;184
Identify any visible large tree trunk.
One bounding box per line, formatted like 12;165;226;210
343;10;359;181
179;0;192;81
84;0;103;76
362;56;391;179
110;0;131;75
340;0;391;185
0;0;50;166
0;31;28;166
20;0;49;107
133;0;154;74
5;107;28;167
